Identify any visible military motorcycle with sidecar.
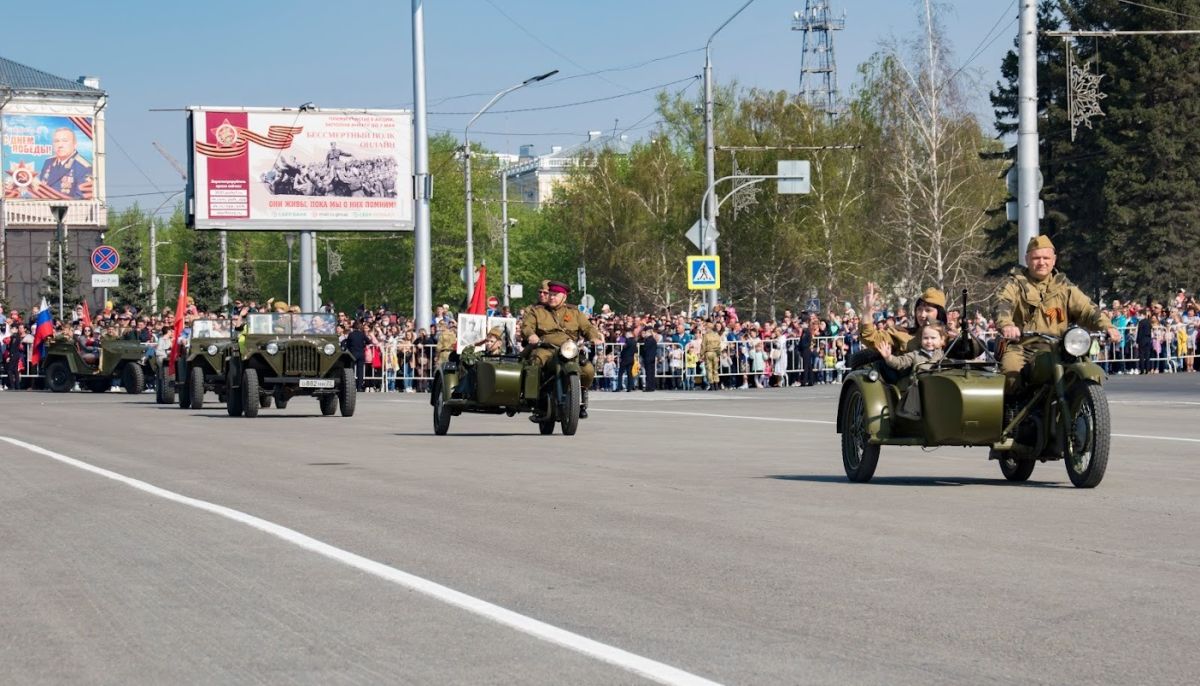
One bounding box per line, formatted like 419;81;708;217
836;319;1110;488
431;339;586;436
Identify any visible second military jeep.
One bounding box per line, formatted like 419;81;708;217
155;318;236;409
43;335;155;394
224;312;357;417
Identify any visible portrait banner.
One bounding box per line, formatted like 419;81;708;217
188;107;413;231
2;114;97;200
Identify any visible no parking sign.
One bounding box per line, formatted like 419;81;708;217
91;245;120;274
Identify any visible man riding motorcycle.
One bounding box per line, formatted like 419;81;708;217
520;280;603;418
996;235;1120;394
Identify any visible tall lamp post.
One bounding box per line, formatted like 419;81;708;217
50;204;68;316
463;69;557;299
703;0;756;311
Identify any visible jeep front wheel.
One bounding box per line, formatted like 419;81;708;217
189;368;205;410
122;363;145;395
46;360;74;393
338;368;357;417
242;368;261;418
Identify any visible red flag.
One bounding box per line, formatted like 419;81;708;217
466;265;488;315
168;264;189;369
80;301;92;330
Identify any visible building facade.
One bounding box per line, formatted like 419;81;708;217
1;55;107;311
502;131;631;207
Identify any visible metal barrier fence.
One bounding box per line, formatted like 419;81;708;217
5;325;1196;391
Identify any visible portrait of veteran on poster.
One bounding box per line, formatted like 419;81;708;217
3;114;97;200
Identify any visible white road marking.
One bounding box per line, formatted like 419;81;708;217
590;408;835;425
0;435;722;686
1113;433;1200;444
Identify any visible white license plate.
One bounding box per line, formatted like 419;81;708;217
298;379;335;388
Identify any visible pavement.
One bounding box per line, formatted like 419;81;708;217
1;373;1197;685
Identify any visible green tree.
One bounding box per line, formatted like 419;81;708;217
40;237;79;315
236;237;262;303
189;230;224;311
109;211;148;313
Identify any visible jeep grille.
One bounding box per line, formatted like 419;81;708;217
283;343;320;376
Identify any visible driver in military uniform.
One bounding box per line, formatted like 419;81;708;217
521;280;603;418
37;128;93;199
996;235;1120;394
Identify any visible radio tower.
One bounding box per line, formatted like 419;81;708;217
792;1;845;121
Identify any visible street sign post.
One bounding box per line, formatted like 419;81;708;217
776;160;811;194
685;219;718;250
686;255;720;290
487;295;499;310
91;273;119;288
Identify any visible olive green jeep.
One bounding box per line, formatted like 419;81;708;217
224;312;356;417
43;335;155;394
154;318;236;409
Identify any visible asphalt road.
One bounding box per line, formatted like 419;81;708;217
1;374;1197;685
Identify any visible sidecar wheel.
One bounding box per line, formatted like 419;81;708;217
538;419;556;435
1065;382;1110;488
996;451;1036;482
841;385;880;483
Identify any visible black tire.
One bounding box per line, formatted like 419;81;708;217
319;394;338;416
995;450;1036;482
432;379;451;435
339;368;357;417
274;396;287;410
242;368;261;418
177;360;191;409
160;369;177;405
189;368;205;410
225;370;243;416
841;385;881;482
46;360;74;393
122;363;145;395
1065;382;1110;488
846;348;882;370
155;372;166;403
560;374;581;436
261;395;273;409
538;419;555;435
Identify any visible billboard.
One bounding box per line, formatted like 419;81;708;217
187;107;413;231
2;114;97;200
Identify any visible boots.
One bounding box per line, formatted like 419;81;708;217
579;389;589;418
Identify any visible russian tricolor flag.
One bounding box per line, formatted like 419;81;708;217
30;298;54;365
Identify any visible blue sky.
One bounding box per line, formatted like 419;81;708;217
1;1;1017;213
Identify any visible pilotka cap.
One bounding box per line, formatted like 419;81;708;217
1026;235;1055;253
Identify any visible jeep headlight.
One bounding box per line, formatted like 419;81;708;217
1063;327;1092;357
266;342;279;355
323;343;337;356
559;339;578;360
206;344;218;356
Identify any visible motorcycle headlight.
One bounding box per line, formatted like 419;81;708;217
206;344;218;356
1063;327;1092;357
323;343;337;356
559;339;578;360
266;342;279;355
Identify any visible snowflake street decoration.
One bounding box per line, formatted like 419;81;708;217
326;246;343;278
730;153;759;219
1068;59;1106;142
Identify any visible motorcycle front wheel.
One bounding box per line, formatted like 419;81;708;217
1064;382;1110;488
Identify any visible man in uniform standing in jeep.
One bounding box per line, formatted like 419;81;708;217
521;281;603;417
996;235;1120;394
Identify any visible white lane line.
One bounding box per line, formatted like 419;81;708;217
590;408;835;425
0;436;721;686
1113;433;1200;444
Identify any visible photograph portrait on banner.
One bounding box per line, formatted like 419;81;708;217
3;114;96;200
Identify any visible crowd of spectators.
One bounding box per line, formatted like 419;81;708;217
2;286;1197;392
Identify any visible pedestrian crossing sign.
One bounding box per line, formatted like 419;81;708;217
687;255;720;290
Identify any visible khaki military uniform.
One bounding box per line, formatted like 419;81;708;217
700;331;723;386
995;268;1112;384
522;303;600;387
859;321;919;353
436;329;456;365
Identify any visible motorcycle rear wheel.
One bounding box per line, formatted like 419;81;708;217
841;385;880;483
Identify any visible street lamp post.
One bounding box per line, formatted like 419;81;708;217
703;0;756;311
285;233;295;306
50;204;68;316
464;69;557;299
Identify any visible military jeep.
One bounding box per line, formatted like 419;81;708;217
155;318;235;409
43;336;155;394
224;312;356;417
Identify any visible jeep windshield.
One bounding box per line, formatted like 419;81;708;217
191;319;231;339
245;313;336;335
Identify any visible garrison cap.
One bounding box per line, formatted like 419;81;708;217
916;287;947;309
488;326;503;338
1026;234;1055;253
539;279;552;292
